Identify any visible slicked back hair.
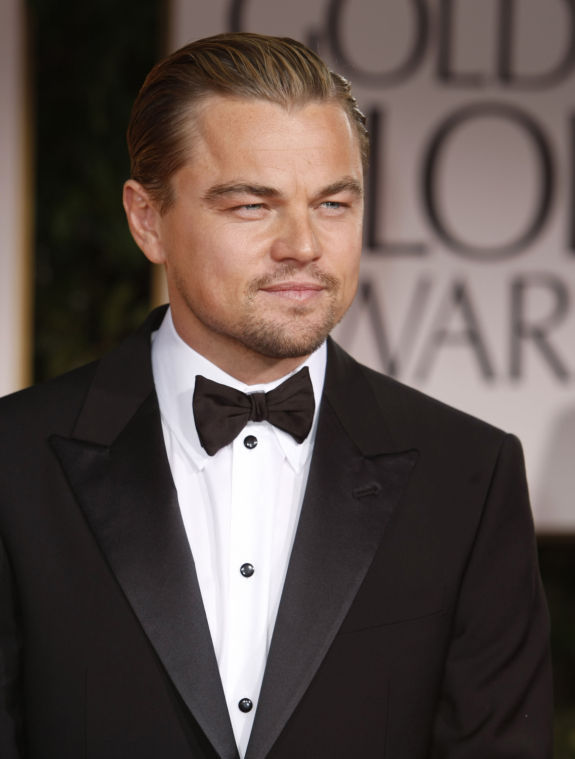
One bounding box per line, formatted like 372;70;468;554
127;32;368;212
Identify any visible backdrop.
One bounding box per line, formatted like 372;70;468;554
169;0;575;531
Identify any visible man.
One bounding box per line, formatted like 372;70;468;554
0;33;552;759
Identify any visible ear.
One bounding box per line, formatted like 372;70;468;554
122;179;166;264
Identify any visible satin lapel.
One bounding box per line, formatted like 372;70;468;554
246;343;418;759
49;311;238;759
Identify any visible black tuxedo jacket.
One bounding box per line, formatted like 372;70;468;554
0;308;552;758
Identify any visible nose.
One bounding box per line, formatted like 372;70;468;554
270;209;320;263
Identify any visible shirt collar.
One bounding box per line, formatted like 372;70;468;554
151;308;326;472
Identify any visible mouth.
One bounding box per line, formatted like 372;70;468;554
259;281;325;302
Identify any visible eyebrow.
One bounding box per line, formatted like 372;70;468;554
202;183;281;203
202;176;363;204
314;177;363;201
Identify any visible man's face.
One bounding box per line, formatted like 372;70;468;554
140;96;364;377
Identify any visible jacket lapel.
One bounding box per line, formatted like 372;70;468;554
49;308;238;759
245;341;418;759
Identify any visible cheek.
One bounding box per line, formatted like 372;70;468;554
197;225;257;276
334;236;362;283
172;228;237;283
204;253;247;288
194;254;250;311
337;249;362;309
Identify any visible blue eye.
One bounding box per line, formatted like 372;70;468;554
320;201;348;213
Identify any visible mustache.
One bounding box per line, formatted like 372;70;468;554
249;264;339;292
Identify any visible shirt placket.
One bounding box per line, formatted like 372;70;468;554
223;421;275;753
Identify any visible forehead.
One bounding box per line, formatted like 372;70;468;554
180;95;362;182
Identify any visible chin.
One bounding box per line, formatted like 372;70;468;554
237;315;337;360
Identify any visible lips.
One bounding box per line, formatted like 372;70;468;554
260;282;325;301
262;281;323;291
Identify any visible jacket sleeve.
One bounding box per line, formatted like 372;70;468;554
430;433;553;758
0;535;23;759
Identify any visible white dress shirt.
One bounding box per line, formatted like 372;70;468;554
151;309;326;757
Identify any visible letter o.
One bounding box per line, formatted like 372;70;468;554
422;103;555;261
326;0;428;86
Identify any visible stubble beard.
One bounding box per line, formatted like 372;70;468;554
176;264;349;360
242;265;346;358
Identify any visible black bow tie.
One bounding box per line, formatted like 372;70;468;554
193;367;315;456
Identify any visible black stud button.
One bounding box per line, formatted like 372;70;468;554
244;435;258;449
240;563;255;578
238;698;253;713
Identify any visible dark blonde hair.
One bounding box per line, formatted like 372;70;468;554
127;32;368;212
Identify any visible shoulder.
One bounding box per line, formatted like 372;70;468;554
326;339;510;458
0;362;99;440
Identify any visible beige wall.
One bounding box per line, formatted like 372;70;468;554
0;0;31;395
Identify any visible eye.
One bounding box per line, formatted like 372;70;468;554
319;200;347;215
228;202;268;219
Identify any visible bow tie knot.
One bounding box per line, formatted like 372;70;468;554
193;367;315;456
248;392;268;423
